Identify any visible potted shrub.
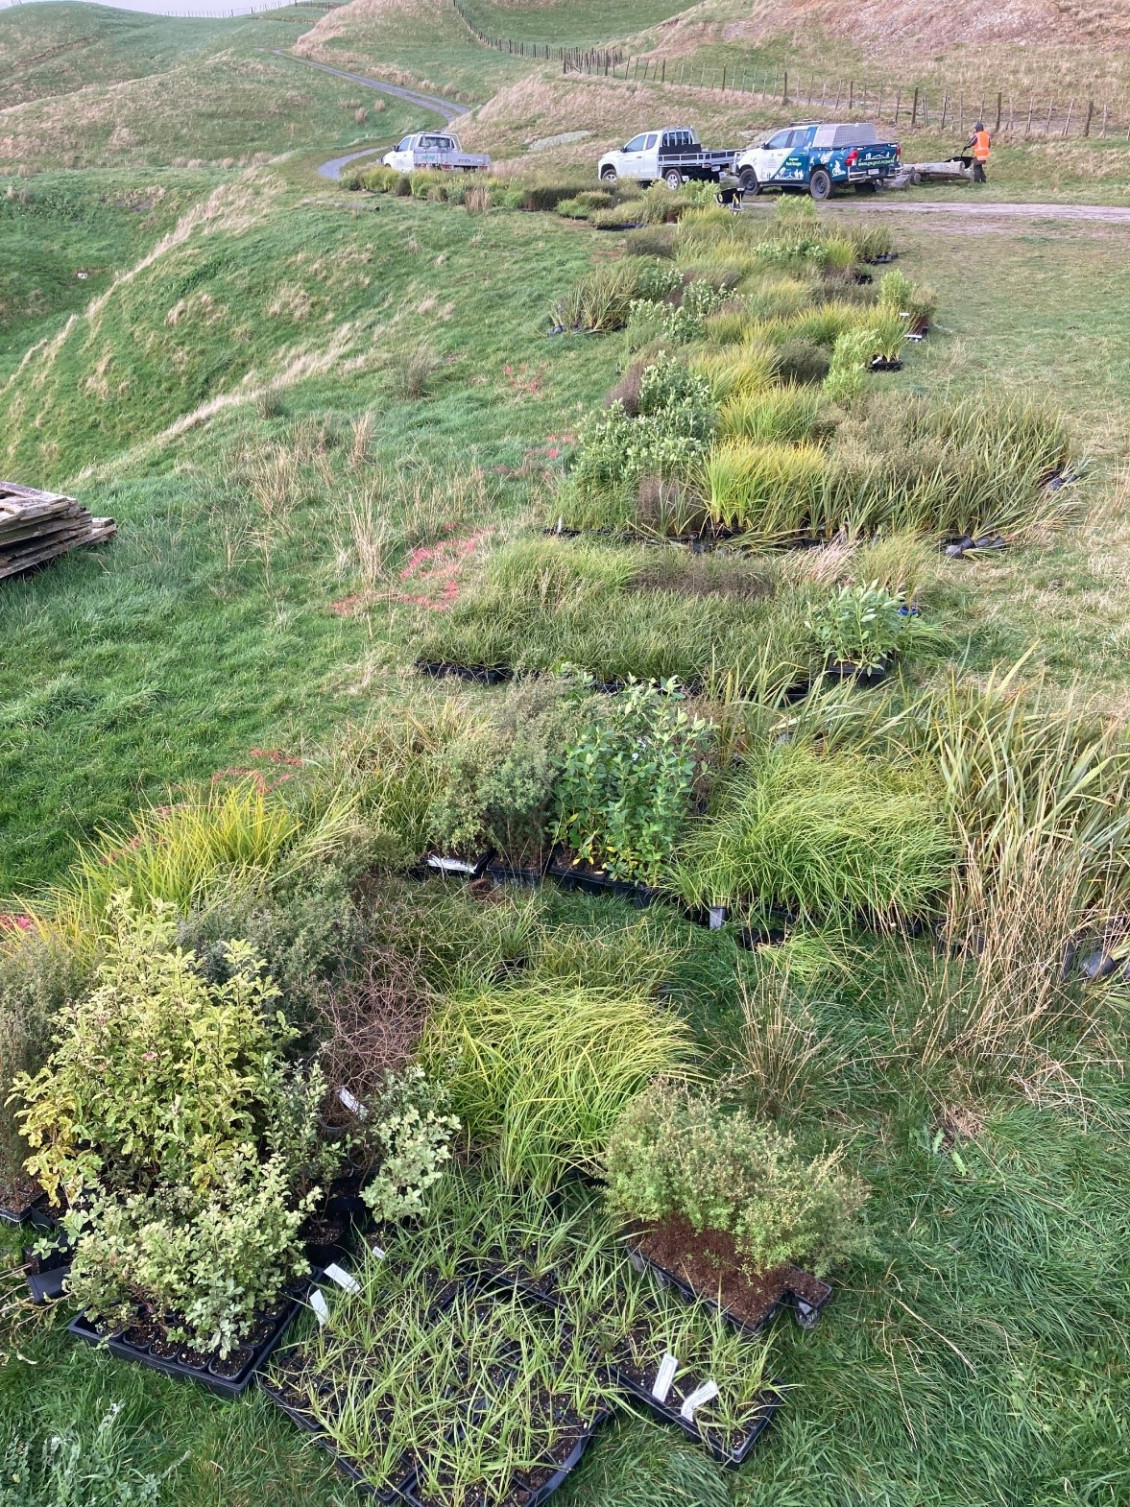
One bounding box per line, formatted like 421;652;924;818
12;895;345;1384
551;678;713;890
806;579;919;684
603;1083;868;1331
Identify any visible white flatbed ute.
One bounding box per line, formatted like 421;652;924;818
381;131;490;173
597;127;737;189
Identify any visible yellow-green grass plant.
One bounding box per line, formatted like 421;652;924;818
15;781;357;947
688;343;780;404
703;439;828;538
421;983;696;1190
718;385;824;445
673;740;956;926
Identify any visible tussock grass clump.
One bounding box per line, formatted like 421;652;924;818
390;340;443;399
415;537;809;690
555;260;641;332
704;439;828;536
423;984;695;1189
719;385;824;445
19;782;355;942
674;741;955;924
689;344;779;403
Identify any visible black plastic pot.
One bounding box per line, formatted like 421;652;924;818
424;849;495;880
823;657;889;687
67;1294;302;1398
868;356;903;372
23;1231;74;1303
612;1367;782;1466
0;1192;53;1229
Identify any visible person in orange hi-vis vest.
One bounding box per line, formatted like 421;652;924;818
965;121;991;183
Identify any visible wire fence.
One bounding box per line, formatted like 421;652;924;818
447;0;1129;143
561;54;1130;141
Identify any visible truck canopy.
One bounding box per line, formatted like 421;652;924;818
811;123;881;147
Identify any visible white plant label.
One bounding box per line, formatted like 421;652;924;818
427;855;474;874
651;1352;679;1403
680;1379;720;1422
309;1289;331;1326
371;1244;387;1261
708;906;727;930
338;1086;368;1120
323;1263;360;1295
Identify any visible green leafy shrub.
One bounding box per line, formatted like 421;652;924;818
806;580;915;669
674;742;955;923
425;679;577;863
423;984;694;1189
553;679;712;884
603;1083;867;1274
67;1148;313;1357
359;1065;459;1223
878;268;937;331
570;354;715;498
15;897;295;1205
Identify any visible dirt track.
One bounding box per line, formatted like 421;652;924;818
275;53;463;180
839;199;1130;225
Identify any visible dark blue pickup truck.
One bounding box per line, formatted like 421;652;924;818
733;122;901;200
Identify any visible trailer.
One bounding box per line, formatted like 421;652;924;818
381;132;490;173
597;127;737;189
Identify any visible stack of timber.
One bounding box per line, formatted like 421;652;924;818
0;482;116;582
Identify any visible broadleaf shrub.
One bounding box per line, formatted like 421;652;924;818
603;1083;868;1274
553;679;713;884
359;1065;459;1224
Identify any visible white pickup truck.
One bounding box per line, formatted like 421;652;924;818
597;127;737;189
381;132;491;173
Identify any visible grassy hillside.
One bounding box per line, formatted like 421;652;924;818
0;9;1128;1507
0;2;429;170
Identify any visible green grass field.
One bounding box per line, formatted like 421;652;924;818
1;5;1128;1504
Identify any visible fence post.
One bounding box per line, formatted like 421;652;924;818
1084;99;1094;136
848;79;854;110
662;60;666;83
995;90;1002;131
1025;97;1033;135
1045;100;1054;133
783;69;788;104
894;89;901;122
1063;98;1074;136
1101;101;1108;136
910;86;918;126
721;67;726;91
940;95;948;132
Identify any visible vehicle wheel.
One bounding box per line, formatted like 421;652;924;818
738;167;760;195
600;166;618;183
809;167;832;201
664;168;683;191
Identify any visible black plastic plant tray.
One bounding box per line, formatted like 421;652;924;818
401;1408;612;1507
545;860;661;909
630;1248;832;1337
26;1264;71;1304
67;1296;302;1398
260;1383;413;1504
415;661;512;686
613;1368;782;1466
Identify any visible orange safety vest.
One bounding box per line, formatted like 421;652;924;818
972;129;991;161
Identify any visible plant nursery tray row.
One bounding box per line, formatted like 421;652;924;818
262;1356;613;1506
67;1290;304;1398
611;1366;782;1466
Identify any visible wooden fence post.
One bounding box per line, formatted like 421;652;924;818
721;67;726;91
995;91;1002;131
910;87;918;127
940;94;948;131
1101;101;1108;136
1084;99;1094;136
1045;99;1055;133
894;89;901;122
1063;98;1074;136
849;79;854;109
1025;98;1033;135
661;59;666;83
783;69;789;104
